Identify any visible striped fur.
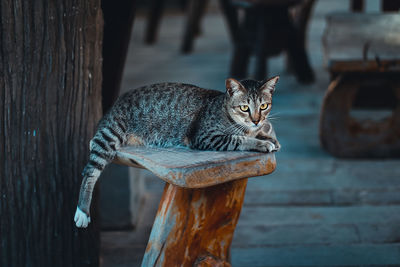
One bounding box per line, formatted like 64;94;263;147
75;77;280;227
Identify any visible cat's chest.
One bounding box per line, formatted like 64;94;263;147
247;122;272;137
247;129;262;138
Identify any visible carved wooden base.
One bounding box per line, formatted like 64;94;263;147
320;74;400;158
142;179;248;267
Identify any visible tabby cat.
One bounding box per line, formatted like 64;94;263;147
74;76;280;228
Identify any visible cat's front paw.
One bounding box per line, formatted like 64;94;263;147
74;207;91;228
265;141;277;152
256;140;278;153
271;139;281;152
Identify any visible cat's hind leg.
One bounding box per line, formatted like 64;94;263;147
75;123;126;228
74;165;101;228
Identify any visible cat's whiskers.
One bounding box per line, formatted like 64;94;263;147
267;112;282;122
224;123;244;135
238;124;250;135
223;122;249;135
268;111;282;118
267;117;279;122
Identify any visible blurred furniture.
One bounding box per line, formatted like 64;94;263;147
144;0;209;54
114;146;276;266
221;0;315;82
181;0;209;53
102;0;137;112
351;0;400;12
320;13;400;158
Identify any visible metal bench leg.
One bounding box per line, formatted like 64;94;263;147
142;179;248;267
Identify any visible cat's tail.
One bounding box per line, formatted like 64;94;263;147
74;119;127;228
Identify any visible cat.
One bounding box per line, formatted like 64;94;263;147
74;76;281;228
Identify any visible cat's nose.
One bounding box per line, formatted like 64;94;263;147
252;120;259;125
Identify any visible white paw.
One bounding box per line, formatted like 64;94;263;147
266;141;276;152
74;207;91;228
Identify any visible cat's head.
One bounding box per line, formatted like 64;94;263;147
224;76;279;131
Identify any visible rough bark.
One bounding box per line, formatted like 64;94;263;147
0;0;103;266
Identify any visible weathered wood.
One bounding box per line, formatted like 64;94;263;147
323;13;400;73
247;157;400;190
142;179;248;267
320;75;400;158
113;146;275;266
236;205;400;245
114;146;276;188
231;244;400;267
0;0;103;266
321;13;400;158
240;205;400;226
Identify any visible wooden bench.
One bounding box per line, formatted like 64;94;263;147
320;13;400;158
114;146;276;266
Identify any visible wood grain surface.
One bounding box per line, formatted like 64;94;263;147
142;179;248;267
114;146;276;188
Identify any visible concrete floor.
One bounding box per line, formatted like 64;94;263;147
101;1;400;266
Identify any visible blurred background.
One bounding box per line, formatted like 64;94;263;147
99;0;400;266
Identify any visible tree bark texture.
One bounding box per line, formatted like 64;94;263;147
0;1;103;266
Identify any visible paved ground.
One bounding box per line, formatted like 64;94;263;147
101;1;400;266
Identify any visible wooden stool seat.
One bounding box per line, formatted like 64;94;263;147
320;13;400;157
114;146;276;266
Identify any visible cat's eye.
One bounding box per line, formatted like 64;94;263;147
260;103;270;110
239;105;249;112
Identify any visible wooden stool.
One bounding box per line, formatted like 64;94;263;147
114;146;276;266
320;13;400;158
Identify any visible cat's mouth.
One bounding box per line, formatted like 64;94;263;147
247;121;263;128
247;123;263;132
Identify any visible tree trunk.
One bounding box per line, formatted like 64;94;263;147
0;1;103;266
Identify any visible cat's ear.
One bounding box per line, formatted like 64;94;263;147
260;76;279;94
225;78;246;97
